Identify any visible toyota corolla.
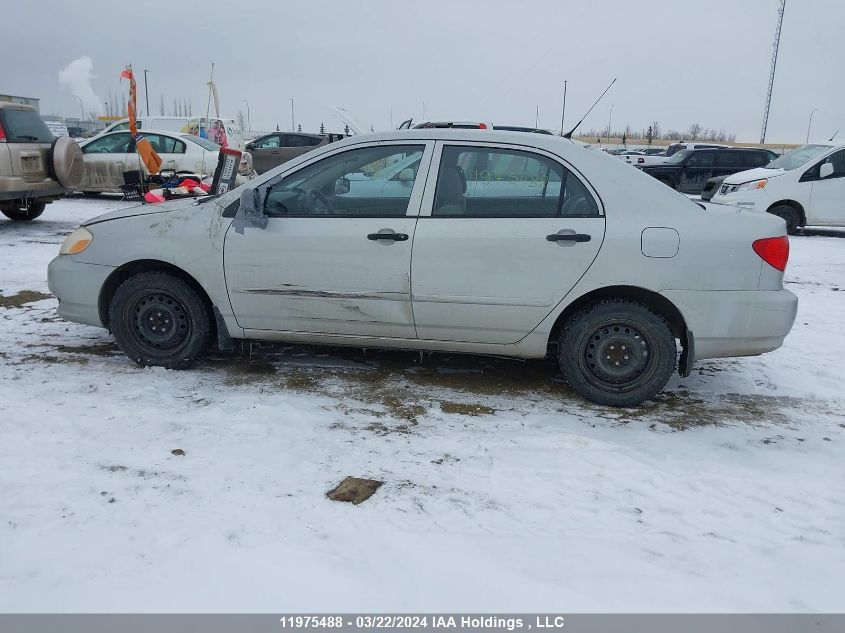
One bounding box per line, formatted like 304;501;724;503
48;129;797;406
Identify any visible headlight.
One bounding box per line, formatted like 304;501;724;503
59;227;93;255
736;179;768;191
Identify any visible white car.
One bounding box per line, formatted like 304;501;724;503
48;129;797;406
99;116;246;152
623;148;668;167
711;143;845;233
77;129;224;194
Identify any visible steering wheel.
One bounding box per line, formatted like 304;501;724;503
561;193;591;216
305;188;334;215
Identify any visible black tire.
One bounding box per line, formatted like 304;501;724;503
109;272;213;370
2;202;46;221
558;300;676;407
768;204;800;235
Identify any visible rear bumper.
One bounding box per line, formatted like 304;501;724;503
47;255;114;328
0;176;67;201
662;289;798;360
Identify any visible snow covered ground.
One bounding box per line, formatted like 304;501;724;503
1;196;843;612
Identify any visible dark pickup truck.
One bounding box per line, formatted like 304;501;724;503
640;147;777;195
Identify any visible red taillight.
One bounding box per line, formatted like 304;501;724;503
0;120;5;141
478;123;488;129
753;236;789;272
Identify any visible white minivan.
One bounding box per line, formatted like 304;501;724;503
711;143;845;233
99;116;246;152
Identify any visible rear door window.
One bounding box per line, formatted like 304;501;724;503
433;145;599;217
716;152;741;168
743;152;770;168
0;108;54;143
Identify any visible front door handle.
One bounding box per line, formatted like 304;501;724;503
368;231;409;242
547;232;591;243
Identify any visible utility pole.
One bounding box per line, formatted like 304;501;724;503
608;104;614;140
535;105;539;128
806;108;819;143
559;81;567;136
143;69;150;116
290;98;294;131
242;99;251;131
72;94;84;121
760;0;787;144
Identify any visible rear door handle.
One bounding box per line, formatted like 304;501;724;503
547;232;591;243
367;232;409;242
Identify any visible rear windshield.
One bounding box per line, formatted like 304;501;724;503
183;135;219;151
0;108;54;143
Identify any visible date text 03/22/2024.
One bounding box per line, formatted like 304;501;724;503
278;615;567;630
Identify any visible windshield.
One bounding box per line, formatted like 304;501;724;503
666;149;693;164
184;135;220;151
0;108;54;143
766;144;832;170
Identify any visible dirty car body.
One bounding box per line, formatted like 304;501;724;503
49;129;797;406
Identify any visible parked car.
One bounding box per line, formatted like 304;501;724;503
48;129;797;407
0;101;83;221
623;147;668;167
700;175;729;202
246;132;344;174
99;116;246;152
640;147;777;194
711;143;845;233
664;142;729;157
76;129;232;194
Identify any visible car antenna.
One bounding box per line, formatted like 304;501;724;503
828;130;839;142
563;78;616;139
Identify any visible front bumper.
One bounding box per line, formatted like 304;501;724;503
662;289;798;360
47;255;115;328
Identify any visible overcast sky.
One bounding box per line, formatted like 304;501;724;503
4;0;842;143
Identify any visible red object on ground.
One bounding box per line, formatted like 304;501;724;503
144;192;166;204
199;183;211;192
178;179;200;189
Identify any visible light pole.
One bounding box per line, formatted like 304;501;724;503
290;98;294;132
806;107;819;143
242;99;251;132
607;104;614;141
143;69;150;116
72;94;84;121
559;80;567;136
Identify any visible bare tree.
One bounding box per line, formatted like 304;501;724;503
651;120;661;139
688;123;703;141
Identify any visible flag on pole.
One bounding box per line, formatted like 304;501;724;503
120;66;162;175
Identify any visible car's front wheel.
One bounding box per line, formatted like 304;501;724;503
768;204;801;235
2;202;46;221
558;300;676;407
109;272;213;369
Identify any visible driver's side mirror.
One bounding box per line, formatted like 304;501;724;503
396;168;415;182
233;186;269;234
820;162;834;179
335;177;350;195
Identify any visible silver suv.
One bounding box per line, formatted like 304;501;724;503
0;102;82;221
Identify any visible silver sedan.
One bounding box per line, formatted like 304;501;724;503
49;129;797;406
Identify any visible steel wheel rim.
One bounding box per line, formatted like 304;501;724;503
580;319;654;390
128;291;191;354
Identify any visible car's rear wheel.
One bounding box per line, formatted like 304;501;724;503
768;204;800;235
558;300;676;407
2;202;46;221
109;272;213;369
